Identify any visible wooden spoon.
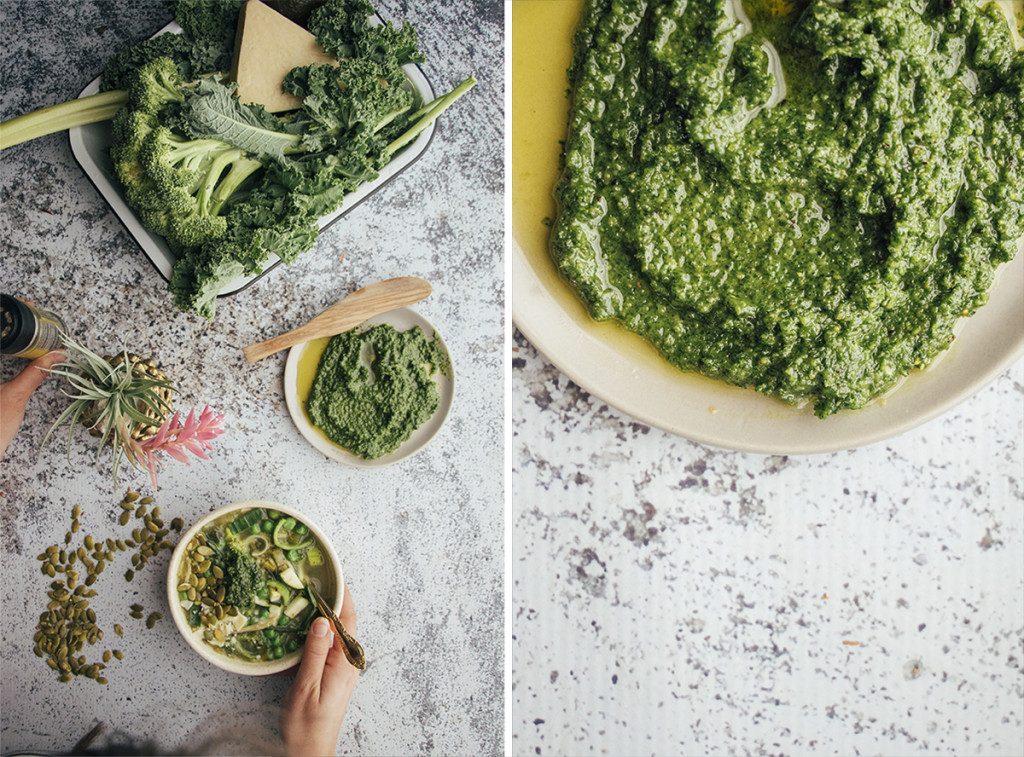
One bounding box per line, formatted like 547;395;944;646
243;277;432;363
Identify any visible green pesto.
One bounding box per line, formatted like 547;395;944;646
306;324;447;459
552;0;1024;417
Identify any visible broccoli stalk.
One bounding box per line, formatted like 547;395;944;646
0;90;128;150
0;53;192;150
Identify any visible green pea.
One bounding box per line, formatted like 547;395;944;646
286;638;299;652
295;523;308;535
278;615;290;626
261;520;274;533
250;523;261;535
287;549;301;562
267;510;280;519
257;586;270;600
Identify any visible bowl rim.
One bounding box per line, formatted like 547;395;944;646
166;500;344;676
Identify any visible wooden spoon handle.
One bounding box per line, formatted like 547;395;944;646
243;277;432;363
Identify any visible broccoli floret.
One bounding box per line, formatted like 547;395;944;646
140;127;263;215
111;61;269;252
129;57;187;114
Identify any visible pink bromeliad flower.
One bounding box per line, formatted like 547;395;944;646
123;406;226;489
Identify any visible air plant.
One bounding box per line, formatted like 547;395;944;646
41;334;223;487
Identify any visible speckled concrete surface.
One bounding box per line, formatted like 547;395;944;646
512;330;1023;756
0;1;503;755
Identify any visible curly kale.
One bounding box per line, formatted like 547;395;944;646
100;1;243;91
308;0;425;67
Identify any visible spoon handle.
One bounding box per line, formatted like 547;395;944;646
243;277;432;363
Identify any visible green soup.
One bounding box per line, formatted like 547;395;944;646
178;507;331;663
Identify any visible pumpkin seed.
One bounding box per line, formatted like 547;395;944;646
102;650;111;663
113;650;124;660
124;569;134;582
114;625;123;637
124;491;140;503
118;511;131;526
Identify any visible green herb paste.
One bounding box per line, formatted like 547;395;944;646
306;324;448;459
552;0;1023;416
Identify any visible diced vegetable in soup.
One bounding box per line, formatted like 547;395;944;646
178;508;331;662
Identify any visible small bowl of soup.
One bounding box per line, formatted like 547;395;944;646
167;501;343;675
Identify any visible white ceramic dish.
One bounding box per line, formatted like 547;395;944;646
166;500;343;676
283;306;454;467
68;20;436;297
511;0;1024;455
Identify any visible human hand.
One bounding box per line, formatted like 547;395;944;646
280;583;361;757
0;350;65;460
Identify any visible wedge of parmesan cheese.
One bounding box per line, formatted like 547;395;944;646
230;0;338;113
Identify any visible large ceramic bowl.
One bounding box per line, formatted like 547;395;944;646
166;501;343;676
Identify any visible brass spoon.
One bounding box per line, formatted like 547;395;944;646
307;582;366;670
242;277;432;363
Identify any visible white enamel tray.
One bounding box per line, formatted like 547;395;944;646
69;19;436;298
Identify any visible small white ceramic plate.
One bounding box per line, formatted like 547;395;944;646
511;0;1024;454
68;20;436;298
283;306;454;467
166;500;343;676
